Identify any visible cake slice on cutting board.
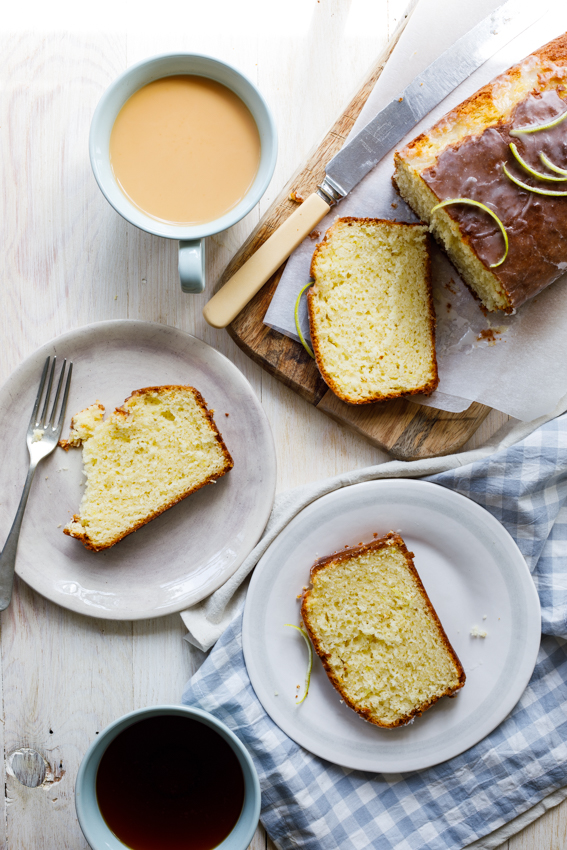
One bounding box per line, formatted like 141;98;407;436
301;532;465;728
307;217;438;404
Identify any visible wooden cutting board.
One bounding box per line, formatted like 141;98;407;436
215;20;491;461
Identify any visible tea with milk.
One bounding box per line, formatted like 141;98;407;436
109;75;261;225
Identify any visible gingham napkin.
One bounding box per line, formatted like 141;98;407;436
182;412;567;850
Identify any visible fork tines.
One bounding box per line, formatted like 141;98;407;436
30;356;73;433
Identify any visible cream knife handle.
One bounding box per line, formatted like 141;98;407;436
203;193;331;328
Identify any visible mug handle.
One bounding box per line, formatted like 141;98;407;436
179;239;206;294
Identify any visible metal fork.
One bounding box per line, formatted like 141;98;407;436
0;356;73;611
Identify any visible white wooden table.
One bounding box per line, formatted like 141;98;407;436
0;1;564;847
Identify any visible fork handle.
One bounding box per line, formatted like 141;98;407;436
0;461;38;611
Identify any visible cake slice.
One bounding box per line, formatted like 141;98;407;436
307;218;438;404
61;386;233;551
301;533;465;728
393;34;567;313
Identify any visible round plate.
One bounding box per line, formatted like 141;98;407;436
0;320;276;620
242;479;541;773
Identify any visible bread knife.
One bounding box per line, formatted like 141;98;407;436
203;0;550;328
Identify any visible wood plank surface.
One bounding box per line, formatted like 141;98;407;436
0;2;562;849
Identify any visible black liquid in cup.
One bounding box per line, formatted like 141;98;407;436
96;715;245;850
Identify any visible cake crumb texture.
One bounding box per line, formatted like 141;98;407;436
62;386;233;551
301;533;465;728
308;218;438;404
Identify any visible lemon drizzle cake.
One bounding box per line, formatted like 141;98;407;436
393;34;567;312
61;385;233;551
307;218;438;404
301;533;465;728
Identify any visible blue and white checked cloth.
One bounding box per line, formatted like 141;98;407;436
182;413;567;850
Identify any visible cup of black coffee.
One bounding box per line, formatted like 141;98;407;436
75;705;261;850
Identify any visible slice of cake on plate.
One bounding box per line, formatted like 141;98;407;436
61;385;233;551
301;532;465;727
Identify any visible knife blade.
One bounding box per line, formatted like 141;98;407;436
203;0;550;329
323;0;549;200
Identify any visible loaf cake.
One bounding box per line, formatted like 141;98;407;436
301;533;465;727
307;218;438;404
61;386;233;551
394;34;567;313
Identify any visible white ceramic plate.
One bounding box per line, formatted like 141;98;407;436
242;479;541;773
0;320;276;620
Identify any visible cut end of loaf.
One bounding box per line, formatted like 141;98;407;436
393;157;511;313
393;33;567;312
301;532;465;728
62;385;233;551
308;218;438;404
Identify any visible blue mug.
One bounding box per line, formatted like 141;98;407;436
75;704;261;850
89;53;277;294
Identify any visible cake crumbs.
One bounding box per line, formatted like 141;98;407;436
391;202;398;209
289;191;304;204
470;625;488;638
225;413;229;417
57;524;62;528
309;230;321;240
477;328;501;344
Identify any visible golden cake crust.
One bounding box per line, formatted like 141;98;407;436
397;35;567;165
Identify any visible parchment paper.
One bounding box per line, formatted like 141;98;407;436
264;0;567;421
